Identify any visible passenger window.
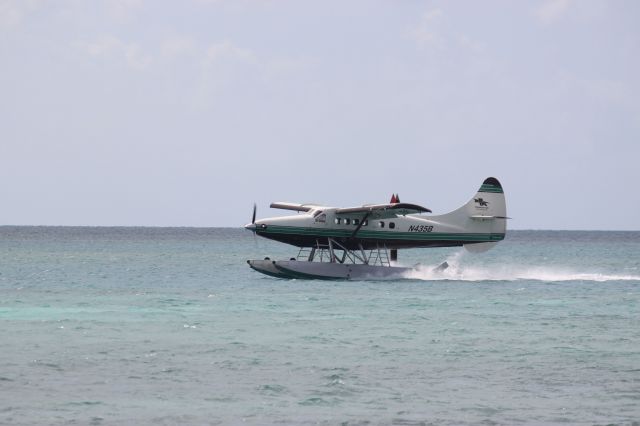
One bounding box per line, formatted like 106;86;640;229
363;220;368;226
353;219;360;226
335;218;341;225
379;221;385;228
389;222;395;229
345;218;351;225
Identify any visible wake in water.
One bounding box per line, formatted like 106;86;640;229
403;250;640;282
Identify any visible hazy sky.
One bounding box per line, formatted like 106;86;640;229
2;0;639;229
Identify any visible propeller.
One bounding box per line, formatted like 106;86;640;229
245;203;258;233
249;203;259;248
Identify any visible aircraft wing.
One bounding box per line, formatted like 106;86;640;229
270;202;320;212
336;203;431;219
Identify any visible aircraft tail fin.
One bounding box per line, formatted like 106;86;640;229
428;177;508;253
467;177;507;220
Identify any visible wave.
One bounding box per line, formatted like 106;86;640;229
402;251;640;282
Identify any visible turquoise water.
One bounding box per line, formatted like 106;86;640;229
1;227;639;425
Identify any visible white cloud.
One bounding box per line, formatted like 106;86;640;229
79;35;152;70
457;34;486;54
265;56;315;75
0;1;21;29
569;74;631;106
123;43;151;70
535;0;572;24
161;35;197;59
107;0;144;23
202;40;313;78
205;40;257;65
407;8;445;49
79;34;308;78
184;40;259;108
407;8;486;55
83;35;121;56
423;8;443;22
0;0;42;30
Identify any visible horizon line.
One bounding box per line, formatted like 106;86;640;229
1;225;638;232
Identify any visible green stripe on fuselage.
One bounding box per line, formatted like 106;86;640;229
258;225;504;242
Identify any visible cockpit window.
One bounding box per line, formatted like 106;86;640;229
313;210;323;218
315;213;326;223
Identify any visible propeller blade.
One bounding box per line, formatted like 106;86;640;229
252;203;257;224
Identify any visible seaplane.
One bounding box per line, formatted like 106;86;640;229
245;177;508;280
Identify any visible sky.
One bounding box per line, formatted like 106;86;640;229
1;0;639;229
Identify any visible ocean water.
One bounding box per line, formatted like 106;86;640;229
1;227;639;425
